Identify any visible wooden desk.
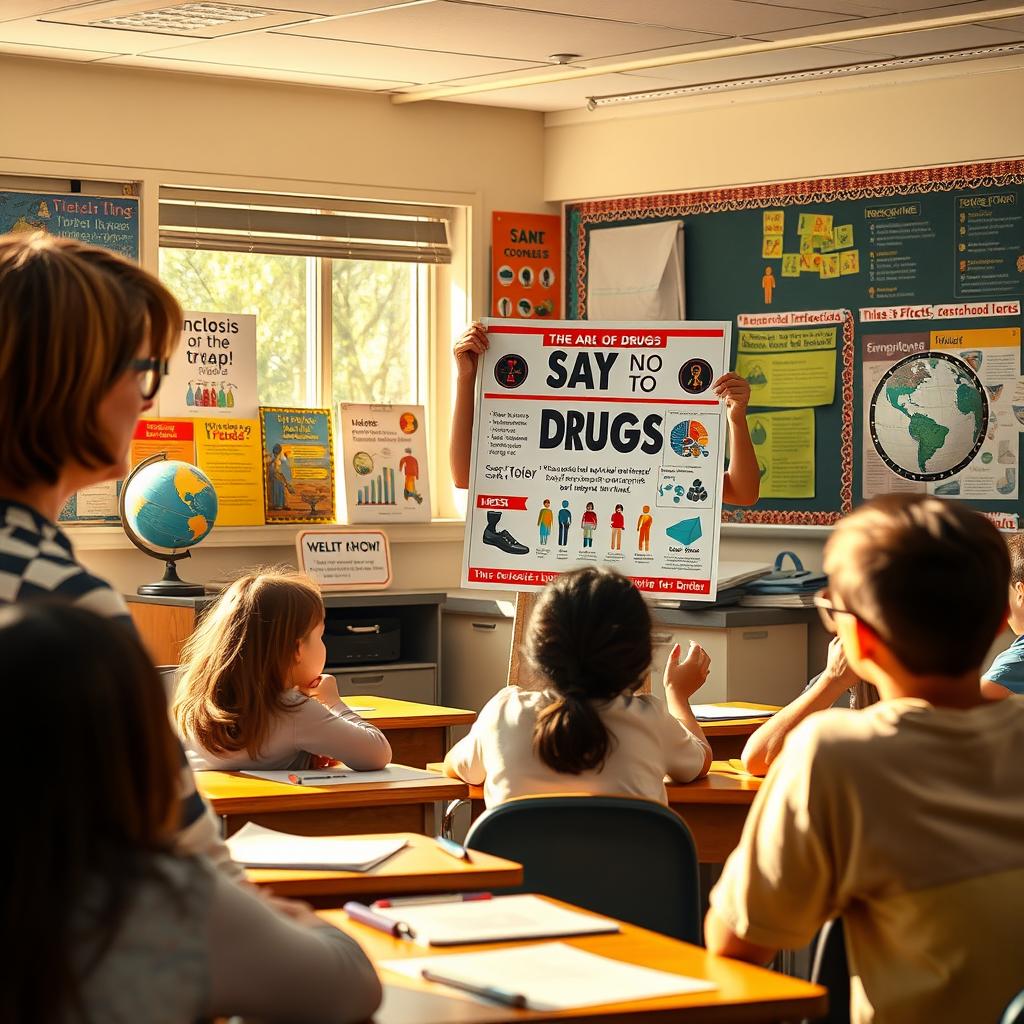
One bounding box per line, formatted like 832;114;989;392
348;695;476;768
245;832;522;905
434;762;761;866
698;703;776;761
320;896;826;1023
197;771;468;838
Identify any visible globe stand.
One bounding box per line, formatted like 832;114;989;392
137;552;204;597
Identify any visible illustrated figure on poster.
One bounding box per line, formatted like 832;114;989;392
581;502;597;548
761;266;775;304
398;447;424;505
610;504;624;550
537;498;553;545
637;505;653;552
268;443;295;510
557;500;572;546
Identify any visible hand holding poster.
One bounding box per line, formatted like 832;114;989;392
462;319;729;599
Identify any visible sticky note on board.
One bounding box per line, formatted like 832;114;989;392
799;235;814;254
781;253;801;277
820;253;840;279
812;214;833;235
763;210;785;234
840;250;860;275
814;233;834;251
833;224;854;249
762;235;783;258
666;516;703;546
798;213;814;234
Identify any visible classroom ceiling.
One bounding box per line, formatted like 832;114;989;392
3;0;1024;111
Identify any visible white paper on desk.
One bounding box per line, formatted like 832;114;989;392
691;704;774;721
376;894;619;947
239;764;440;786
227;823;406;870
382;942;716;1010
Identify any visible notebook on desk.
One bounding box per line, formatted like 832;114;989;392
240;765;438;786
227;823;406;870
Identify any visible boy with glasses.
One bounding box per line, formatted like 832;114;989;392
706;494;1024;1024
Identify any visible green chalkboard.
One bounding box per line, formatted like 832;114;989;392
567;161;1024;527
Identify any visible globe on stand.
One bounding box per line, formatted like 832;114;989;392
119;452;219;596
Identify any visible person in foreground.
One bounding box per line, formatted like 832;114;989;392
444;567;713;806
1;602;382;1024
0;231;237;877
705;494;1024;1024
174;569;391;771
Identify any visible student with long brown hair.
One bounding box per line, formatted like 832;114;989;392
1;602;382;1024
444;567;712;807
0;231;237;875
174;569;392;771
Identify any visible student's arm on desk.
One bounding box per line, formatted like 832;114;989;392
293;675;392;770
704;909;778;965
741;637;856;777
663;642;713;779
443;689;499;783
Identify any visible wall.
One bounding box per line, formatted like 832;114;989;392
0;54;548;594
544;53;1024;584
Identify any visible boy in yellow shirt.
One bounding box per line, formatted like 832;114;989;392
707;495;1024;1024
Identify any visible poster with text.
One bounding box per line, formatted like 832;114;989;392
260;407;335;524
0;191;139;259
160;312;258;420
339;403;431;523
129;419;195;468
195;418;265;526
462;319;729;599
492;211;562;320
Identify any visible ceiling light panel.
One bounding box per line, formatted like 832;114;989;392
278;1;721;63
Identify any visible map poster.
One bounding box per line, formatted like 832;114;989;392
195;417;265;527
338;403;431;524
491;211;561;320
159;312;258;420
0;191;139;260
259;407;336;525
462;318;729;599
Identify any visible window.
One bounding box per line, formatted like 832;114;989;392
158;188;450;410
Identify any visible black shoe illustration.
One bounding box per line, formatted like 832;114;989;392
483;527;530;555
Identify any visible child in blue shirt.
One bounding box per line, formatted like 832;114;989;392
982;532;1024;697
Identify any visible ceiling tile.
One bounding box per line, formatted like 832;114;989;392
0;16;206;53
278;0;720;62
462;0;858;35
0;38;117;59
0;2;81;22
138;30;536;82
795;23;1024;55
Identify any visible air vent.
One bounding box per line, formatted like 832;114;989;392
93;3;268;31
43;1;310;37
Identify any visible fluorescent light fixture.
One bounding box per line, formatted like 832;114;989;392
587;43;1024;110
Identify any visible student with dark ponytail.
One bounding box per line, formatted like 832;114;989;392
444;567;712;806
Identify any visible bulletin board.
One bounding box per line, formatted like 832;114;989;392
566;160;1024;527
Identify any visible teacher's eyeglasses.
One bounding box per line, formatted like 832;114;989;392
131;357;169;400
813;589;869;635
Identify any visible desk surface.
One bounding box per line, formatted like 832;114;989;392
197;770;468;815
320;896;826;1023
347;695;476;730
246;832;522;899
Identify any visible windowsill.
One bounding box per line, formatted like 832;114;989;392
64;519;466;551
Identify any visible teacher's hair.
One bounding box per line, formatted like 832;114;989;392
0;232;182;487
526;568;652;774
1;602;180;1024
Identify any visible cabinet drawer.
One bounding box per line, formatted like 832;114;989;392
331;666;436;705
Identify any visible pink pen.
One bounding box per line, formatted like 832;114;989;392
372;892;492;909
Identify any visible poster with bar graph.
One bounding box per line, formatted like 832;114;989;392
339;403;431;523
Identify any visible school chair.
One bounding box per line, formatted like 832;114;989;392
805;918;849;1024
1002;988;1024;1024
464;794;701;943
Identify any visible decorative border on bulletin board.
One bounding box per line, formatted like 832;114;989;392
566;159;1024;527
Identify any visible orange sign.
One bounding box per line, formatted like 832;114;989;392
491;210;562;320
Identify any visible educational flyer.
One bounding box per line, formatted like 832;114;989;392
58;482;120;524
259;407;335;524
195;418;265;526
338;403;431;523
462;319;729;599
129;419;195;467
160;311;258;420
491;211;561;320
0;191;139;259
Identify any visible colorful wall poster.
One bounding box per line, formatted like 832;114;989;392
195;418;265;526
260;407;335;524
462;318;729;599
160;312;258;420
491;211;562;320
0;191;139;260
735;326;837;407
129;419;195;468
338;403;431;523
747;409;816;498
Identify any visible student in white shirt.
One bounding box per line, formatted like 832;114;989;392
3;601;381;1024
174;569;391;772
444;566;712;807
